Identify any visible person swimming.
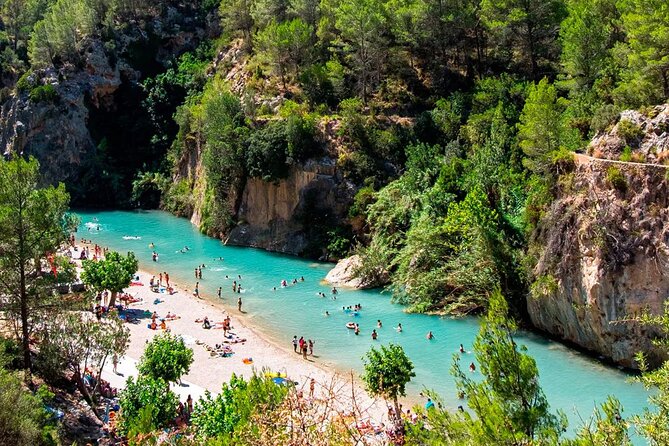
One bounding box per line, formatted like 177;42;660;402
459;344;465;353
377;319;382;328
426;331;434;340
396;323;403;332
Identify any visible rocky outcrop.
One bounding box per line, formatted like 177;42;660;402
529;143;669;367
0;40;125;186
226;158;355;255
589;104;669;163
324;255;388;289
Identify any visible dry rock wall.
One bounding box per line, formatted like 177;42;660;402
529;147;669;367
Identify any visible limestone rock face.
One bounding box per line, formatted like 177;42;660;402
324;255;388;289
529;153;669;368
226;158;355;255
0;40;123;186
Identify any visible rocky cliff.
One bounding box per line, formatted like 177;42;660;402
0;2;215;203
528;106;669;367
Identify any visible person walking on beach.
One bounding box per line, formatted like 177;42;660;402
194;282;200;298
309;378;315;398
217;287;222;299
159;273;163;287
292;336;298;352
308;339;314;356
165;272;170;287
237;296;242;312
112;353;119;374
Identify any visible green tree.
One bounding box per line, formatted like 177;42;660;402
137;332;193;384
0;156;72;372
219;0;254;49
81;251;138;308
0;366;59;446
191;372;288;441
256;18;312;88
481;0;565;78
518;78;574;174
617;0;669;104
251;0;289;29
39;312;129;412
452;290;566;443
118;375;179;433
334;0;387;102
361;343;415;424
559;0;614;89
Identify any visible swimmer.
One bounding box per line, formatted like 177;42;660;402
377;319;382;328
426;331;434;340
469;362;476;373
396;323;402;333
354;324;360;335
325;311;330;316
149;243;154;249
371;329;377;340
300;276;304;282
459;344;465;353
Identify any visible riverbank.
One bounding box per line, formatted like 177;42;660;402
92;264;392;427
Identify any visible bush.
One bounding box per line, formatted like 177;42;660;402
0;367;59;445
606;166;627;192
28;84;58;103
16;72;35;92
245;121;289;181
349;186;375;218
137;333;193;384
118;375;178;433
617;119;644;144
620;146;633;162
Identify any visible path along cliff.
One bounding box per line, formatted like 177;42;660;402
528;107;669;367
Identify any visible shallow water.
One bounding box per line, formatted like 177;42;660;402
76;209;650;437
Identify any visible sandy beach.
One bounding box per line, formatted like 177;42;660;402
85;260;392;428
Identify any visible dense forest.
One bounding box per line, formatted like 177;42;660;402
1;0;668;317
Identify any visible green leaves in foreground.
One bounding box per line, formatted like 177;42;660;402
361;343;415;414
137;333;194;384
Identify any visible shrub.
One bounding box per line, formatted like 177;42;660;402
118;375;178;433
606;166;627;192
16;72;35;92
245;121;289;181
590;104;619;134
137;333;194;384
349;186;375;218
620;146;633;162
28;84;58;103
617;119;644;144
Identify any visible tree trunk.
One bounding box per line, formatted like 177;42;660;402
19;255;32;373
109;290;117;309
74;369;99;417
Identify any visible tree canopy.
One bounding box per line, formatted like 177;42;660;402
81;251;138;308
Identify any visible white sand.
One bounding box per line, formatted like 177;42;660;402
93;267;391;426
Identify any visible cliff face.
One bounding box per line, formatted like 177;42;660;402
227;158;354;255
0;2;214;201
0;40;124;187
529;107;669;367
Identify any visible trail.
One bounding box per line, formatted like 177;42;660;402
574;152;669;169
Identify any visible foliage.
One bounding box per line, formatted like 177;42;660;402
28;84;57;103
0;366;59;446
606;166;627;192
39;312;129;409
190;372;288;441
616;119;644;144
118;375;178;434
81;251;138;308
361;343;415;417
0;156;72;371
137;333;193;384
451;290;567;443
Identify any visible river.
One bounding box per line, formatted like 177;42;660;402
76;209;650;438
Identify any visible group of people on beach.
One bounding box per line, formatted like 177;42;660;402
292;336;315;359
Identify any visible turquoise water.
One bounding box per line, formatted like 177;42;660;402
76;209;650;436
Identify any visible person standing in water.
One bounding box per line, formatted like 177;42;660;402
292;336;298;352
194;282;200;298
371;329;378;340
